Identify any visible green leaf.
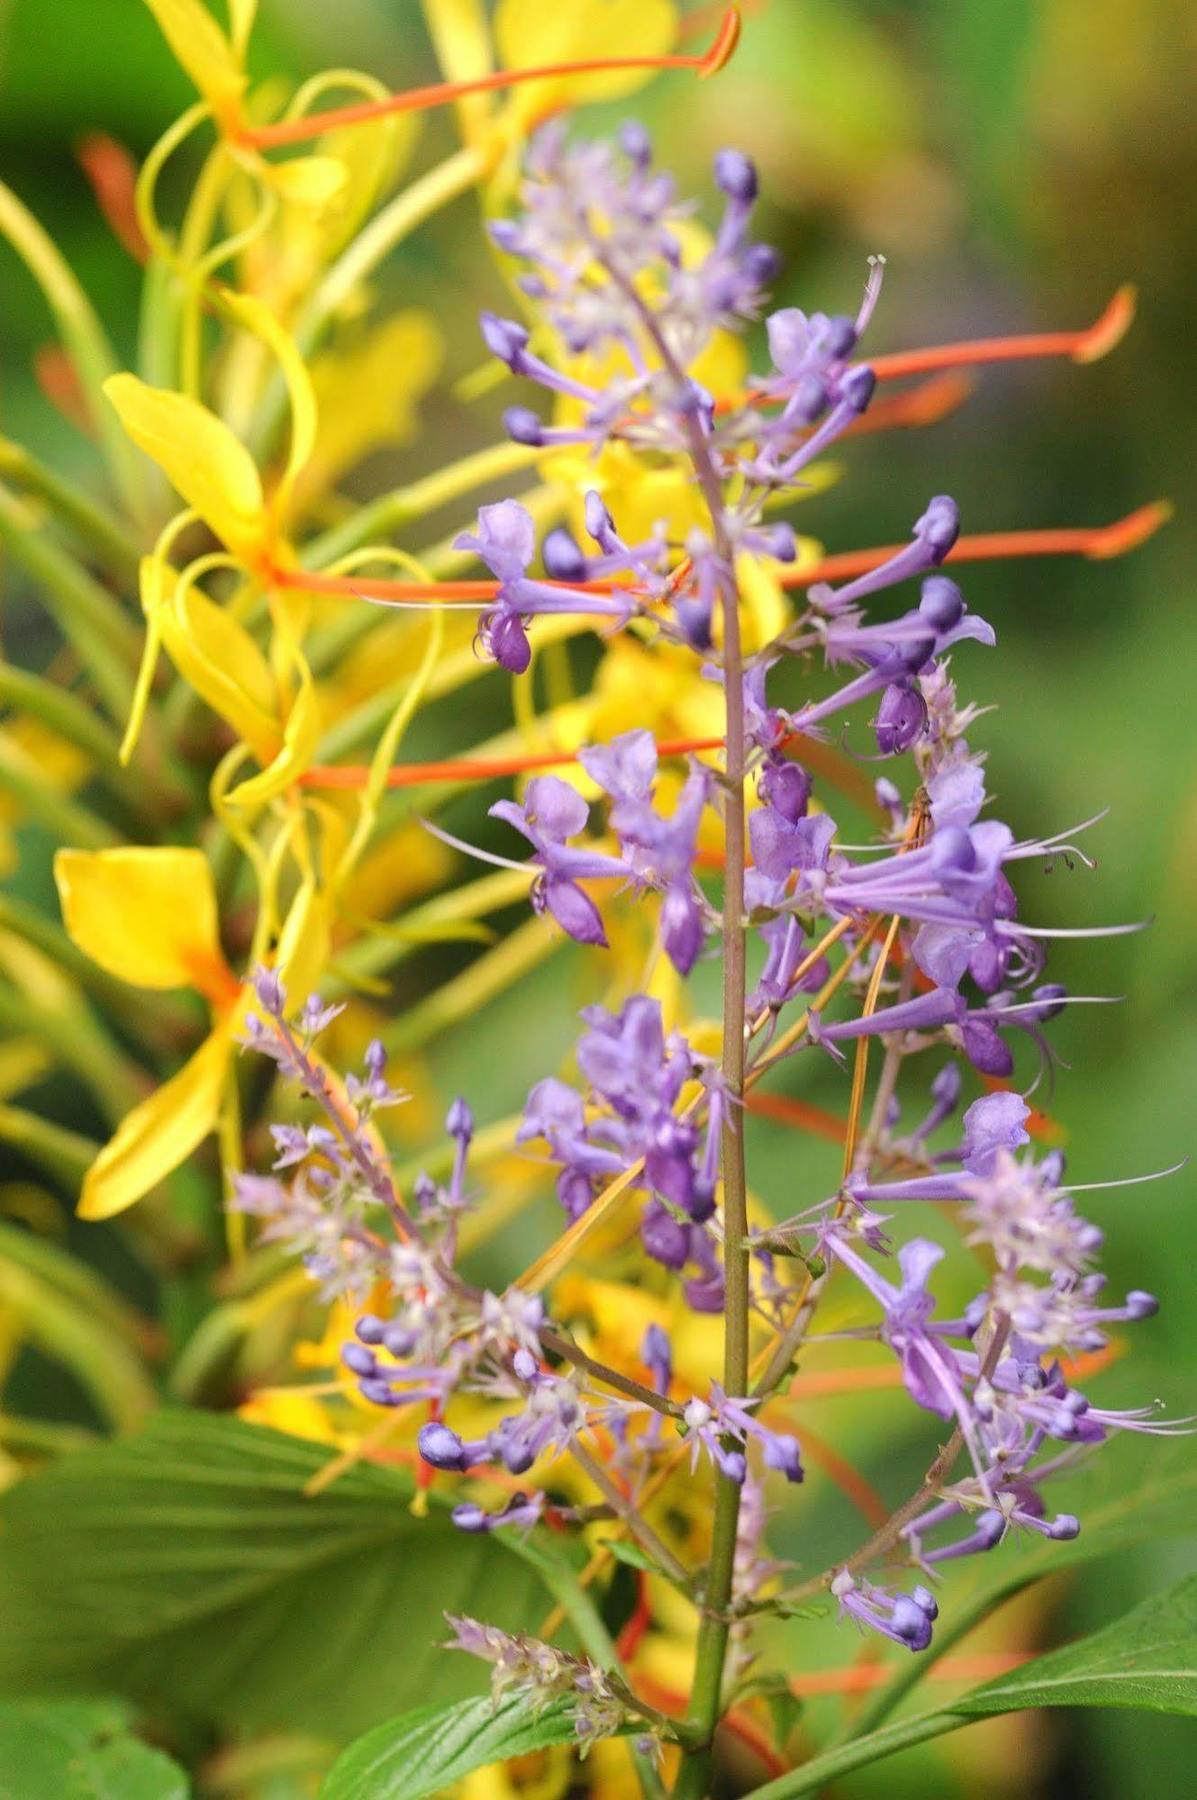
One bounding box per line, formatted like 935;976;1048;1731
744;1571;1197;1799
320;1694;586;1800
0;1412;545;1743
960;1570;1197;1717
0;1696;189;1799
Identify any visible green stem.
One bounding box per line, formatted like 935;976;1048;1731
0;439;141;582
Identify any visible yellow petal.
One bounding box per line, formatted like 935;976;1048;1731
219;290;316;510
141;0;246;121
156;567;281;764
54;846;224;993
103;373;265;562
261;154;349;211
224;656;321;808
78;1023;232;1220
302;311;444;503
494;0;678;130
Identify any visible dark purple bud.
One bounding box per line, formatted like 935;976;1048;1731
841;364;876;413
897;630;937;674
642;1322;673;1391
817;315;858;360
480;312;529;369
962;1016;1015;1077
503;405;545;446
674;596;714;650
253;965;285;1017
359;1378;401;1406
451;1503;489;1532
759;522;797;563
413;1171;437;1211
542;527;589;582
760;761;812;822
619;119;652;167
714;147;758;202
687;1177;717;1225
383;1323;418;1357
1047;1513;1081;1540
743;242;781;285
762;1433;803;1482
364;1038;386;1078
875;682;927;755
714;1446;748;1484
661;882;705;976
499;1438;536;1476
912;1585;939;1621
418;1421;471;1472
641;1201;690;1269
930;825;977;876
584;490;615;543
1029;982;1067;1022
542;876;608;947
788;374;826;423
931;1061;962;1108
975;1510;1006;1549
488;609;532;675
1125;1290;1160;1319
341;1342;377;1377
355;1313;386;1346
919;575;965;632
891;1597;933;1648
489;219;521;253
915;495;960;560
446;1096;474;1142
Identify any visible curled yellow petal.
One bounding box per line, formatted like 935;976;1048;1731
260;153;348;211
54;846;229;996
78;1022;233;1220
494;0;678;130
224;656;321;808
218;289;317;512
151;559;281;765
141;0;246;124
103;373;266;563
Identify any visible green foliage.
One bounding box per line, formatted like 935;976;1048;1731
747;1570;1197;1799
0;1696;189;1799
320;1694;593;1800
0;1413;544;1743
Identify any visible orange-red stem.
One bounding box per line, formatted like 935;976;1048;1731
241;8;740;150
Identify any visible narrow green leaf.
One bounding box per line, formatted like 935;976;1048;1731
0;1697;189;1799
319;1694;585;1800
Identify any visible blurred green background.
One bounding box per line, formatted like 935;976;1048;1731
1;1;1194;1794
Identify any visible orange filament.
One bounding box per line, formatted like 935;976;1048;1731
782;503;1172;591
840;369;974;435
240;8;741;151
787;1651;1033;1698
75;132;148;263
743;1089;848;1146
34;345;92;434
783;1416;890;1528
720;288;1138;415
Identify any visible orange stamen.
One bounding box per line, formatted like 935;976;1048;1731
743;1089;847;1145
615;1570;653;1662
864;286;1137;383
720;288;1138;415
34;345;92;434
240;9;741;151
75;132;148;263
840;369;974;436
784;1338;1122;1403
788;1651;1033;1698
781;503;1172;591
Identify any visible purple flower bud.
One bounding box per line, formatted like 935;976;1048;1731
619;119;652;167
714;147;758;202
743;242;781;285
342;1342;377;1377
252;965;285;1017
661;882;705;976
541;875;609;947
758;522;798;563
383;1323;417;1357
1047;1513;1081;1539
584;490;615;544
480;313;529;369
365;1038;386;1078
919;575;965;632
503;405;545;445
875;682;928;755
915;494;960;559
359;1378;402;1407
450;1503;489;1532
841;365;876;413
512;1346;539;1382
487;609;532;675
542;527;589;582
1028;982;1067;1021
1125;1290;1160;1319
641;1200;690;1269
419;1422;472;1472
446;1097;474;1143
355;1313;386;1345
962;1015;1015;1077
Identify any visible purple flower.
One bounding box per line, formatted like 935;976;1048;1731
488;775;628;946
832;1570;937;1652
